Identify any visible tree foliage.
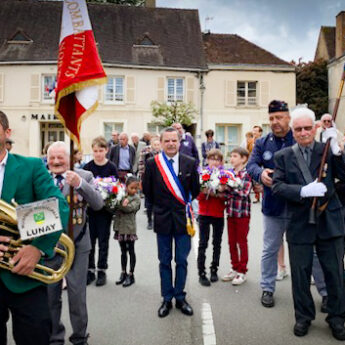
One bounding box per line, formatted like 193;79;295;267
292;58;328;119
86;0;145;5
151;101;197;127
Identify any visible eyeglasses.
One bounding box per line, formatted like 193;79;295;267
293;126;313;132
322;120;332;123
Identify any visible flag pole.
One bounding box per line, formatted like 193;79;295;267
68;140;74;239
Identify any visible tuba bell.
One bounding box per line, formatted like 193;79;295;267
0;199;75;284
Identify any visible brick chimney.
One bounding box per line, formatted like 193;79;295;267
336;11;345;58
145;0;156;7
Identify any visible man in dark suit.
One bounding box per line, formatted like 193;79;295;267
0;111;69;345
143;127;199;318
47;141;103;345
272;107;345;340
109;132;135;181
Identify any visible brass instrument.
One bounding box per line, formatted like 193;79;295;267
0;199;75;284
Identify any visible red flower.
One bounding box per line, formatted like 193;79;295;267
219;176;228;185
202;174;211;181
112;186;118;194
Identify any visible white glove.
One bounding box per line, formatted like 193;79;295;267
300;179;327;198
322;127;341;156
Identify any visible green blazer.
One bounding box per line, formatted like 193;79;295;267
0;153;69;293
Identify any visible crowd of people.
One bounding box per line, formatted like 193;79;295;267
1;99;345;344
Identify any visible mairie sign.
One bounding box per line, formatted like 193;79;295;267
16;198;63;241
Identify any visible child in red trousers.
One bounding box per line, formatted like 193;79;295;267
223;147;252;285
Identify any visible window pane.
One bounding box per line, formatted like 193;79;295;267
104;122;124;141
43;75;56;101
248;82;256;90
237;81;245;89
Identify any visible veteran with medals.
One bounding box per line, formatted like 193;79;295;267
0;111;69;345
47;142;103;345
143;127;200;318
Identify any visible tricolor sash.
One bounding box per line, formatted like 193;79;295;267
154;152;195;236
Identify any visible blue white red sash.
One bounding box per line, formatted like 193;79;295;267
155;152;186;205
154;152;195;236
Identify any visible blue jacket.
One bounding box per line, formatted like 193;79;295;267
179;134;199;166
247;129;294;216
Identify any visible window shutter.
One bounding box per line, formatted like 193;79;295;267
126;76;135;104
225;80;236;107
30;74;40;102
260;81;270;107
186;77;195;104
0;73;4;103
157;77;165;102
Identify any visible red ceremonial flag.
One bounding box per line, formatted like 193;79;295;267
55;0;106;146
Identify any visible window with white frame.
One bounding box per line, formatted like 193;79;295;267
147;123;165;135
42;75;57;103
167;78;184;102
216;124;241;164
105;76;124;103
103;122;124;141
237;81;257;106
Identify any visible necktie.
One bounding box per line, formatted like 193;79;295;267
169;158;174;165
55;174;64;191
303;147;311;166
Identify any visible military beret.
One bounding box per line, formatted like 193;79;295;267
268;100;289;113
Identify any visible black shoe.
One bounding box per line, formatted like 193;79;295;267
147;221;153;230
294;322;310;337
96;271;107;286
261;291;274;308
199;273;211;287
158;301;172;318
330;324;345;341
123;274;135;287
176;299;193;316
210;269;218;282
116;272;127;285
86;270;96;285
321;296;328;313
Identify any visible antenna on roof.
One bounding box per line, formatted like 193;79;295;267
204;16;214;32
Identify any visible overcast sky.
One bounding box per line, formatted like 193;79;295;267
156;0;343;62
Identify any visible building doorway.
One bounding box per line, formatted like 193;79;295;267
40;122;65;155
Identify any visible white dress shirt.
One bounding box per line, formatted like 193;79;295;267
0;151;9;197
168;153;179;176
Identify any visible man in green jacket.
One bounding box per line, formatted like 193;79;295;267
0;111;69;345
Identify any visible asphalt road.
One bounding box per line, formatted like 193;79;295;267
7;200;343;345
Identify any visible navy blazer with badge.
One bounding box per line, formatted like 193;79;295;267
143;153;200;235
247;130;294;216
272;142;345;244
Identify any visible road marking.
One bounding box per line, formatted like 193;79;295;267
192;225;217;345
202;302;217;345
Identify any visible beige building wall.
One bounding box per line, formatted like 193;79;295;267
328;56;345;133
202;67;296;161
0;64;200;157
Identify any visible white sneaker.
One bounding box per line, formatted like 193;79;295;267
222;270;237;282
276;269;288;281
232;273;246;285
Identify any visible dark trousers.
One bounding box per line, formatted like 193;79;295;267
157;233;191;302
88;211;112;270
288;237;345;326
227;217;250;274
0;280;51;345
145;196;153;223
119;240;136;273
197;215;224;274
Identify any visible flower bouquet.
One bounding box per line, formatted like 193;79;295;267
94;176;126;212
199;167;243;195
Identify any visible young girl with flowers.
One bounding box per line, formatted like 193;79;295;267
113;175;141;287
